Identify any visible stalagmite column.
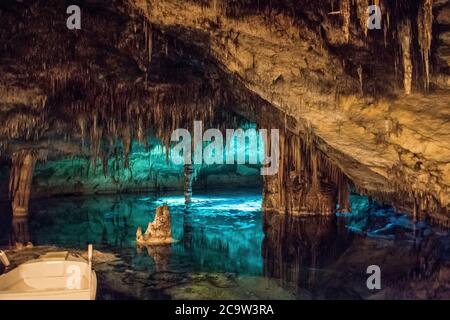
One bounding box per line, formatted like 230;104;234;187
184;163;193;204
9;150;36;217
398;20;413;95
263;132;339;216
136;204;175;245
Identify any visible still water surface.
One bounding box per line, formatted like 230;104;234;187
2;190;450;299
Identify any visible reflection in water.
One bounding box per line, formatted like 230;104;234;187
136;244;171;272
11;217;31;245
264;196;450;299
262;213;353;294
1;192;450;299
25;191;264;276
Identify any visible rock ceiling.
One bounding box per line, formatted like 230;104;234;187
0;0;449;223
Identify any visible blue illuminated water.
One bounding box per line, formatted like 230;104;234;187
28;190;263;274
2;191;450;299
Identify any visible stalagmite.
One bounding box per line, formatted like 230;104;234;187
417;0;433;90
136;204;176;245
398;20;413;95
9;150;36;217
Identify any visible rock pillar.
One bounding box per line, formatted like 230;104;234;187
262;132;346;216
184;163;194;204
9;150;36;217
136;204;175;245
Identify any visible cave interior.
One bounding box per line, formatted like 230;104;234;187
0;0;450;300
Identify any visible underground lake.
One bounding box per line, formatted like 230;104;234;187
2;189;450;300
0;0;449;304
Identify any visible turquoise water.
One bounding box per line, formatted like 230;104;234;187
2;191;450;299
27;190;264;276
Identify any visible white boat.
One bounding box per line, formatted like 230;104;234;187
0;247;97;300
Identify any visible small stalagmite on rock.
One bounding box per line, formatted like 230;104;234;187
136;204;176;245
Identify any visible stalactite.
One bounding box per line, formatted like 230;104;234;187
77;115;86;150
398;19;413;95
123;127;131;168
9;150;36;217
278;131;285;208
311;146;319;193
417;0;433;91
340;0;351;43
263;127;344;216
90;114;103;171
147;23;153;64
356;0;369;36
136;117;144;145
357;64;363;96
384;11;390;48
101;154;108;177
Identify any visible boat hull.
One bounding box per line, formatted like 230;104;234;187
0;253;97;300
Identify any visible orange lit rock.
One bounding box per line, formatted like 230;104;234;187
136;204;176;245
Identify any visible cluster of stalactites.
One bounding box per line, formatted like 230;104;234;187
67;78;244;177
354;181;449;226
337;0;434;94
265;127;351;215
339;0;382;42
394;0;433;94
417;0;433;90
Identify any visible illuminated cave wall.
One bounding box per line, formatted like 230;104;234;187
0;129;264;199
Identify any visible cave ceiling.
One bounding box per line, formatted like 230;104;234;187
0;0;450;221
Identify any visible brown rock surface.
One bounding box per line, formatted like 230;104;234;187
131;0;450;221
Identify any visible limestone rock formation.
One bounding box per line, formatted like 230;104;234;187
136;204;176;245
130;0;450;223
9;151;36;217
0;0;449;225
